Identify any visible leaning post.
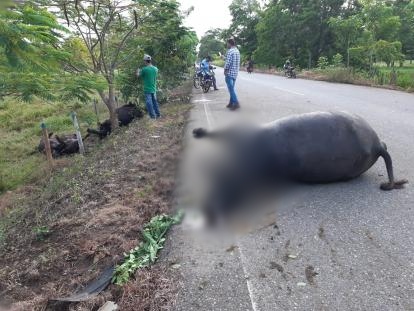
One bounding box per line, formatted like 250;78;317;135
71;112;85;155
41;122;54;168
93;98;100;125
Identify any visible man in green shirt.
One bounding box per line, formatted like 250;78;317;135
137;54;161;119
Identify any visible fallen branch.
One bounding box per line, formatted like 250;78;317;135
111;210;184;285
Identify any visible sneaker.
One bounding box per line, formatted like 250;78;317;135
226;103;232;108
230;104;240;111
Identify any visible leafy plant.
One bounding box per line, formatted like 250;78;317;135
112;210;184;285
317;56;329;69
332;53;344;67
33;226;50;241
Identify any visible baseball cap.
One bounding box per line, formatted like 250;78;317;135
143;54;152;61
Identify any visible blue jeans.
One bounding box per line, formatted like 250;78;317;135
225;76;239;105
144;93;160;119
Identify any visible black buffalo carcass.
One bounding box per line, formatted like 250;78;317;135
87;102;143;139
38;133;80;158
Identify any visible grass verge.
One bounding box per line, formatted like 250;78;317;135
0;98;108;192
0;82;192;310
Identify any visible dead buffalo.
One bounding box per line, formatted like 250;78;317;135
193;111;408;223
38;133;80;158
87;102;143;138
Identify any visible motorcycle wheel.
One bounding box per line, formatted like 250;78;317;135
193;76;201;89
203;80;212;93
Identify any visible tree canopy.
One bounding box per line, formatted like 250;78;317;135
0;0;198;127
214;0;414;69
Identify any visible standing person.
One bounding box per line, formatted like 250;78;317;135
137;54;161;119
224;38;241;110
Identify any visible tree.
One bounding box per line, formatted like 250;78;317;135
255;0;345;68
117;1;198;100
49;0;143;129
0;1;103;102
329;15;363;67
228;0;261;58
394;0;414;61
374;40;404;67
198;29;225;59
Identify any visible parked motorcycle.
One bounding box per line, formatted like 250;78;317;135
194;66;216;93
193;68;202;89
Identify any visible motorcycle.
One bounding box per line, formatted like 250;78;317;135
194;66;216;93
193;68;202;89
284;66;296;78
246;61;254;74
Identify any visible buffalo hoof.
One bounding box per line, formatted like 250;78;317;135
193;128;208;138
380;179;408;190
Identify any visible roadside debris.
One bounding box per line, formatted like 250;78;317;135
98;301;119;311
112;210;184;285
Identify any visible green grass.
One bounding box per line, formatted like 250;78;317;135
0;97;108;193
374;63;414;89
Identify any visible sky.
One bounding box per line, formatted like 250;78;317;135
178;0;233;38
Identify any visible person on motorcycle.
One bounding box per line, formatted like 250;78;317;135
283;60;291;72
201;56;218;91
247;58;254;73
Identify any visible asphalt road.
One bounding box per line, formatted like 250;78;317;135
167;68;414;311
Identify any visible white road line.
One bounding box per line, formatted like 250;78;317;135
193;99;212;103
238;242;260;311
273;86;304;96
199;94;258;310
201;94;213;129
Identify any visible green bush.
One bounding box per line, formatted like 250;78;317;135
397;72;414;89
317;56;329;69
322;68;355;83
332;53;344;67
212;56;225;67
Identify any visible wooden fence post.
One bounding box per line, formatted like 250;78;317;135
41;122;54;168
71;112;85;155
93;98;100;125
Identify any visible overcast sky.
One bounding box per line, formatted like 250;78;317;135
179;0;233;38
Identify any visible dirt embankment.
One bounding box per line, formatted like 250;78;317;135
0;84;192;310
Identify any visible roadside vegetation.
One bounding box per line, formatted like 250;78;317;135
0;91;192;310
0;98;108;192
0;0;197;309
198;0;414;91
0;0;197;193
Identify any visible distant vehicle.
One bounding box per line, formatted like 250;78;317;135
246;60;254;74
284;66;296;78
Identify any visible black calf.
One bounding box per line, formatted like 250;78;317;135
87;102;143;138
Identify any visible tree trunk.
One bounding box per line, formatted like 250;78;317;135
107;82;118;130
308;50;312;69
98;82;118;130
347;39;350;68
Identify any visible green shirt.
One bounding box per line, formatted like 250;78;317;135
139;65;158;93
